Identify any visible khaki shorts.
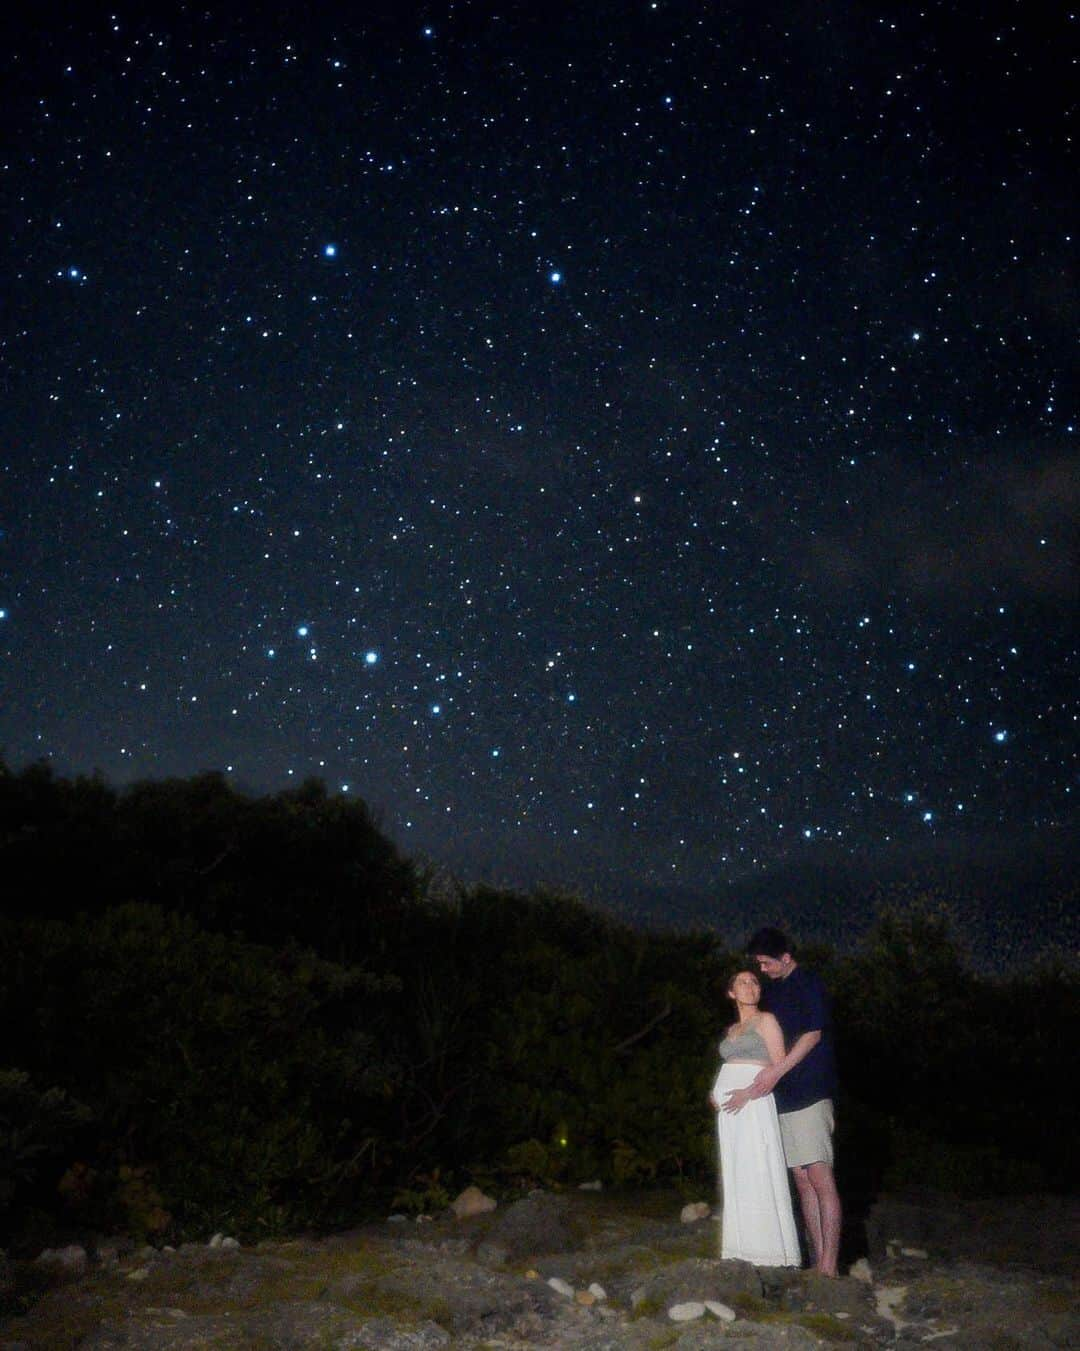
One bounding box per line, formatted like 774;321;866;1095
778;1099;834;1168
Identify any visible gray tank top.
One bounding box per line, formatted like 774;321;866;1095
719;1024;770;1061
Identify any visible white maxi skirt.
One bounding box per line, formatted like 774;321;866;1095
713;1061;800;1267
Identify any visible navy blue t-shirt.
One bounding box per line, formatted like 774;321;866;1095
760;966;838;1114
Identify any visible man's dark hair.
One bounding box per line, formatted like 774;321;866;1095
747;927;793;959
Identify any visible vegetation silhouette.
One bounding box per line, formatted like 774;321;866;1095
1;760;1075;1254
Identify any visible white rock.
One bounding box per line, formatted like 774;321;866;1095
415;1213;434;1224
547;1276;575;1299
588;1282;608;1301
450;1185;497;1218
669;1301;707;1322
35;1245;88;1276
900;1245;928;1259
126;1267;150;1281
680;1201;711;1223
208;1233;224;1248
578;1179;603;1191
219;1237;240;1251
848;1256;873;1284
704;1300;736;1321
386;1213;408;1223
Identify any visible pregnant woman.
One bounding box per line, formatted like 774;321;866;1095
709;970;800;1266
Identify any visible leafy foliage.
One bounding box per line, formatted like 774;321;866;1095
0;760;1076;1250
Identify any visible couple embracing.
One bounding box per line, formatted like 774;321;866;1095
708;927;841;1276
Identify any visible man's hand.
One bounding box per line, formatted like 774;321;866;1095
749;1064;781;1097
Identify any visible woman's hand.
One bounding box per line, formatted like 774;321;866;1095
722;1086;751;1114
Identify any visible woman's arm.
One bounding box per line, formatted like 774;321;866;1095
758;1012;786;1067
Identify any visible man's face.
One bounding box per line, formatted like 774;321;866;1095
753;954;788;980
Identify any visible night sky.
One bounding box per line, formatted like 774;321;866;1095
2;3;1076;934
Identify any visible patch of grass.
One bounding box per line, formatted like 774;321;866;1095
790;1311;858;1342
630;1294;665;1320
1035;1288;1074;1315
729;1290;771;1318
748;1308;858;1343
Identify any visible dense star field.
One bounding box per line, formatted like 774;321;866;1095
2;4;1075;936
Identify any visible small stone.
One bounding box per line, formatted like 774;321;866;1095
588;1282;608;1301
704;1300;736;1321
415;1213;434;1224
450;1185;497;1218
900;1246;928;1259
524;1269;539;1279
547;1276;575;1299
126;1267;150;1281
669;1301;707;1321
680;1201;711;1223
578;1179;603;1191
208;1233;224;1248
576;1289;596;1305
387;1214;408;1223
219;1237;240;1251
849;1257;873;1284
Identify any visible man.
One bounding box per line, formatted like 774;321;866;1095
722;926;841;1276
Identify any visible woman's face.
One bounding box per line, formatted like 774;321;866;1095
728;970;761;1006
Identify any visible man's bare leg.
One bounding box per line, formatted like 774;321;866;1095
804;1161;841;1276
791;1165;823;1267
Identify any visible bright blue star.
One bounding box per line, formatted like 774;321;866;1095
297;625;309;637
993;729;1008;743
922;811;934;823
0;609;7;620
323;243;337;258
364;650;379;665
549;270;562;284
431;703;441;715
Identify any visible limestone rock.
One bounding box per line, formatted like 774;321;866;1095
704;1299;736;1320
680;1201;711;1223
474;1191;580;1264
669;1300;706;1321
450;1185;497;1218
848;1256;873;1283
546;1275;574;1298
34;1245;87;1278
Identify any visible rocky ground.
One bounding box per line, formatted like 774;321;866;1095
1;1188;1076;1348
